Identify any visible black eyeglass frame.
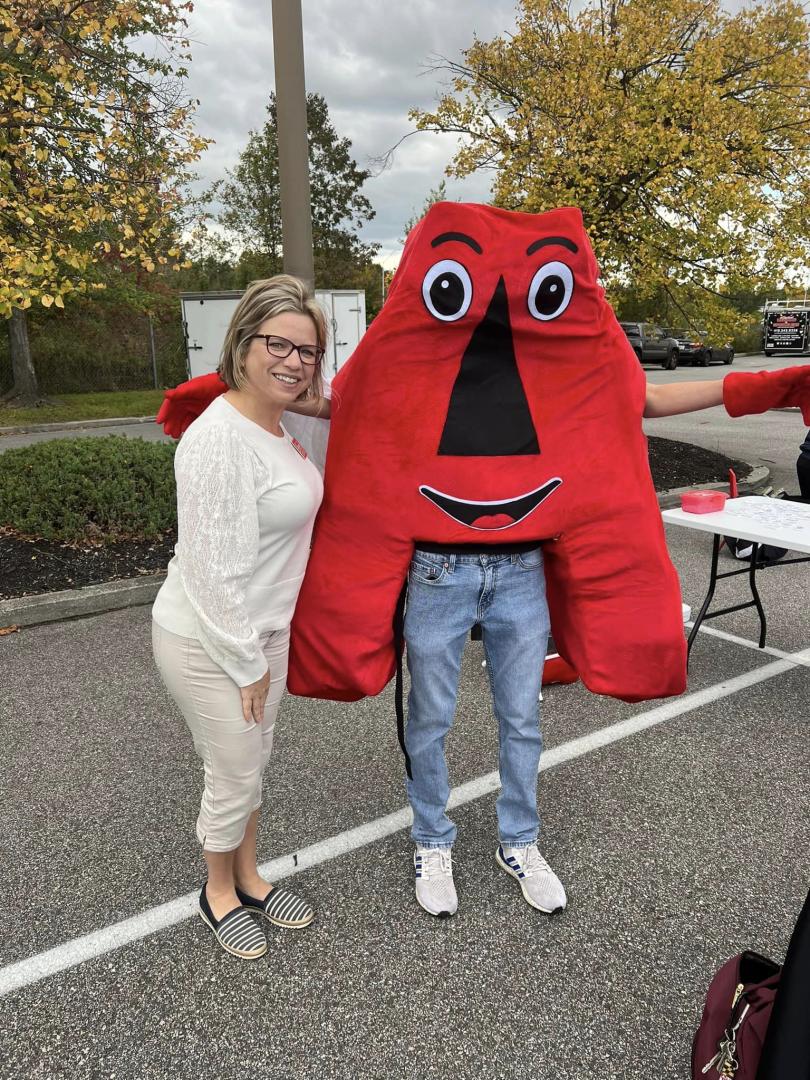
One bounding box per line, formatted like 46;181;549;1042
247;334;325;366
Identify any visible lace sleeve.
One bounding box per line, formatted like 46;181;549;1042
174;423;268;687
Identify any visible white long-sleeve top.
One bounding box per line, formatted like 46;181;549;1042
152;395;323;686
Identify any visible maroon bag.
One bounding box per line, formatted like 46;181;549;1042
692;951;780;1078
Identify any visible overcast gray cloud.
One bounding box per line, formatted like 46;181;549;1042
184;1;519;265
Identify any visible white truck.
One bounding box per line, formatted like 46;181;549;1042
763;298;810;357
180;288;366;380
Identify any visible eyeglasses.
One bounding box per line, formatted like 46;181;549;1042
248;334;324;366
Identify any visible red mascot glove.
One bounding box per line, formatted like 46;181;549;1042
155;372;228;438
723;367;810;425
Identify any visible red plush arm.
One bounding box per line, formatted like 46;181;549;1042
156;372;228;438
723;368;810;425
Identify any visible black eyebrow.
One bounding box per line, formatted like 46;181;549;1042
431;232;483;254
526;236;578;256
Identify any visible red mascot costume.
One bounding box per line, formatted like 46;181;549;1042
289;203;682;703
158;203;810;705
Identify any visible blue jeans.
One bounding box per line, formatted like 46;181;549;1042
403;549;550;849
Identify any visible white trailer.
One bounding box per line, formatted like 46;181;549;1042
180;288;366;379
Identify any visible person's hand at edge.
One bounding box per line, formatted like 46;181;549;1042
723;367;810;424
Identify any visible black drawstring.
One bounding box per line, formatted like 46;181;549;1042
393;580;412;779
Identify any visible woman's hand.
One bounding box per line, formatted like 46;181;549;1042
285;394;332;419
240;669;270;725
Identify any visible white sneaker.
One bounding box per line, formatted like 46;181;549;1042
414;846;458;917
496;844;567;913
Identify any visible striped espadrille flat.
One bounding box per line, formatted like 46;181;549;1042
235;884;315;929
198;886;267;959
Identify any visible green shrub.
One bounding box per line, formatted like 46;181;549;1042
0;436;177;543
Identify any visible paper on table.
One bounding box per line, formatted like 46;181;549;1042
723;499;810;535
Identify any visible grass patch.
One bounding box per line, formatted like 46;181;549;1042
0;389;165;427
0;435;176;543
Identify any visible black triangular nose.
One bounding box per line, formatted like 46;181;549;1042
438;277;540;456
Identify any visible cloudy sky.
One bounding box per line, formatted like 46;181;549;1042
183;1;520;267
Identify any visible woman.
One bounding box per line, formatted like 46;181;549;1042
152;276;325;959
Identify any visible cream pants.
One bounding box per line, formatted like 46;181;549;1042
152;621;289;852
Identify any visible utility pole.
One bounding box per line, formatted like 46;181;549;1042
271;0;314;288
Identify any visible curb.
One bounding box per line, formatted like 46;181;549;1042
0;463;771;632
0;415;157;436
0;574;166;629
656;463;771;509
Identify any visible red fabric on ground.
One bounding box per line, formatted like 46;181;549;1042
542;655;579;686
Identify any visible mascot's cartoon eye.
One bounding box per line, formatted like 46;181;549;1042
422;260;473;322
527;261;574;321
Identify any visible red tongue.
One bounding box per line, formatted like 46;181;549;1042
471;513;515;530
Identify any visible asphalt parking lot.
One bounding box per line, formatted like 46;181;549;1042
1;368;809;1080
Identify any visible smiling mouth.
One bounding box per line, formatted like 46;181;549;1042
418;478;562;530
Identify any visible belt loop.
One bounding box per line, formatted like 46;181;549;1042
447;554;456;572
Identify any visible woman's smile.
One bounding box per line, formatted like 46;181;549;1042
270;370;302;387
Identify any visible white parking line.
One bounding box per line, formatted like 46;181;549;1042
1;644;808;999
688;622;810;667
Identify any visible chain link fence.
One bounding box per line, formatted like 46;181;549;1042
0;302;188;396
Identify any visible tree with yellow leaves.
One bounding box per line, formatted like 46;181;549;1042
1;1;210;404
411;0;810;339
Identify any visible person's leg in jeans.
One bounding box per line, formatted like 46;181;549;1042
404;552;479;846
481;550;567;913
480;551;547;845
403;551;479;915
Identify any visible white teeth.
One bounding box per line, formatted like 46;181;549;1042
272;374;298;384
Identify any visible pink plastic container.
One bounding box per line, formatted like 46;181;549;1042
680;490;728;514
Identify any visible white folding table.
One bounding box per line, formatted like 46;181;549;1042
662;496;810;656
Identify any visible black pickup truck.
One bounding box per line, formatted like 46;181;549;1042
619;322;679;369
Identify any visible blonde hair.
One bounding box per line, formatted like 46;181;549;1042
218;275;327;399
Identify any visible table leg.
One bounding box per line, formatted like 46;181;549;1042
687;533;721;662
748;543;767;648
